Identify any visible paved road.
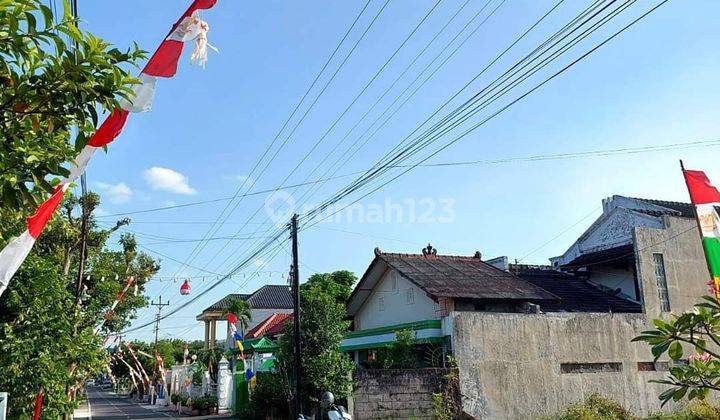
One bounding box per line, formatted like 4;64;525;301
79;388;175;419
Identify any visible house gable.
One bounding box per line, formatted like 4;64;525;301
354;267;440;331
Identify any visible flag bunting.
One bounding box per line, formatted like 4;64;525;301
0;0;219;298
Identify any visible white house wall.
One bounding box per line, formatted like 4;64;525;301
588;267;638;301
354;269;440;330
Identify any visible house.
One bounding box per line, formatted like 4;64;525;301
343;245;560;361
549;195;709;315
345;195;711;419
196;284;293;349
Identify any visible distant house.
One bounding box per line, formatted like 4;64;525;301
196;284;293;349
345;195;711;419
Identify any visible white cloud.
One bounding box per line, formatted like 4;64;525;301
253;258;267;268
95;182;133;204
143;167;197;195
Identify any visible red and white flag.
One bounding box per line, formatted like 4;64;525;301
0;184;68;295
0;0;218;297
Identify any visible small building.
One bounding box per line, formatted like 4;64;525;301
196;284;293;349
345;195;711;419
344;245;560;363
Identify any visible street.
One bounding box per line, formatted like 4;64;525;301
77;388;175;419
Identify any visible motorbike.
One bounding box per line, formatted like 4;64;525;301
297;391;352;420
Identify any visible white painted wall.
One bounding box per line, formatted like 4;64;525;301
588;268;638;301
354;269;440;330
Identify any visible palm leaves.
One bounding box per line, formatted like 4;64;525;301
224;298;252;334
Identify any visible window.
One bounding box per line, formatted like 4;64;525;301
560;362;622;374
406;288;414;305
653;253;670;312
378;296;385;311
637;362;669;372
391;275;398;291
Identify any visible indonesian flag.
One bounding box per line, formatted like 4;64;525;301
682;168;720;296
0;184;68;296
0;0;219;298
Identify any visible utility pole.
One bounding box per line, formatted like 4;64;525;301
290;214;302;418
71;0;88;307
150;296;169;405
151;296;170;349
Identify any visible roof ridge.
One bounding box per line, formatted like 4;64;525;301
380;252;480;260
630;196;690;206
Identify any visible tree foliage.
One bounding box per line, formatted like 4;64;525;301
302;270;356;304
224;297;252;334
276;271;356;414
379;328;420;369
0;194;159;418
634;296;720;406
0;0;144;209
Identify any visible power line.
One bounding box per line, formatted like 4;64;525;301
169;0;388;280
302;0;668;229
94;138;718;219
198;0;448;277
292;0;506;219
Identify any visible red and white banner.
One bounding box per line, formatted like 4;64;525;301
0;0;219;297
95;276;136;334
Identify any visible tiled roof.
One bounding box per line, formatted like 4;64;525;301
244;312;293;339
633;198;696;218
202;285;293;313
515;266;641;313
265;313;292;336
561;244;634;268
376;250;559;301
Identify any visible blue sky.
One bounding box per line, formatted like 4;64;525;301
77;0;720;341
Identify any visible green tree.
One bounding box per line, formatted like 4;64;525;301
302;270;356;304
224;297;252;334
0;0;145;209
276;274;355;415
634;296;720;406
0;197;159;417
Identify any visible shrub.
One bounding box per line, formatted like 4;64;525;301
250;372;290;418
647;400;720;419
192;396;207;410
551;394;636;420
170;393;181;405
205;394;218;408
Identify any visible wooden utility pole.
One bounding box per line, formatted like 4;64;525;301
71;0;88;307
290;214;302;418
151;297;169;404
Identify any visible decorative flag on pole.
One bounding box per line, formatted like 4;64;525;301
95;277;136;334
0;0;219;298
681;163;720;296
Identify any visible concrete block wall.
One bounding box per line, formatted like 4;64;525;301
354;368;450;419
452;312;680;419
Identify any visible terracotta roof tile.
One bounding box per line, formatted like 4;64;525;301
377;251;558;301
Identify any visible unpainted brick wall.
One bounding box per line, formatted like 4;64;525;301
353;368;452;419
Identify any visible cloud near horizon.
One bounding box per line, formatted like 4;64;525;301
143;167;197;195
95;182;133;204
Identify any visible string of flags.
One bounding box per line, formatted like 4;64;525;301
0;0;219;298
